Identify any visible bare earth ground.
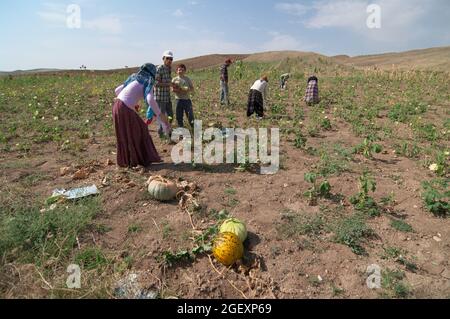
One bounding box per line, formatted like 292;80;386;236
0;55;449;299
1;117;448;299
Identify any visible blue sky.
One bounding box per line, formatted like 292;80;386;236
1;0;449;71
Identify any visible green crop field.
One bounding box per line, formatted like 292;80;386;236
0;55;449;299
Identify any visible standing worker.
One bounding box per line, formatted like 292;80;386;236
220;58;233;106
154;50;175;137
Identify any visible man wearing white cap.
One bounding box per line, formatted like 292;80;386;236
154;50;175;137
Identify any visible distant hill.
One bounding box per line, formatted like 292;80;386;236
176;54;250;70
244;51;328;62
0;69;61;76
339;46;450;71
175;46;450;71
2;46;449;75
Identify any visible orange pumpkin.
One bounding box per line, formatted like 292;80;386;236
212;232;244;266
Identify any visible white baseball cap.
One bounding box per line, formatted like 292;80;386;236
162;50;174;59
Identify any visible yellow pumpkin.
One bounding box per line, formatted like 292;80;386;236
147;176;177;202
212;232;244;266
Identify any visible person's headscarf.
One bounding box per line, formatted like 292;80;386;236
307;76;318;84
123;63;157;119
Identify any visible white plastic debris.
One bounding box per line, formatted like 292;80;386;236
51;185;99;200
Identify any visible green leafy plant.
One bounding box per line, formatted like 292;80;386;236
353;136;382;159
159;250;193;267
75;248;109;271
432;151;449;177
320;117;332;130
233;60;245;80
316;147;350;178
390;219;413;233
421;179;449;217
293;131;307;149
350;171;381;217
304;173;331;206
393;142;421;159
381;269;411;299
388;101;426;123
334;213;374;255
158;210;230;268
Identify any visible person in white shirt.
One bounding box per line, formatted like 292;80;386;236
247;76;269;119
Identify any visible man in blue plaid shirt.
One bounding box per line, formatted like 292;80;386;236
155;50;175;137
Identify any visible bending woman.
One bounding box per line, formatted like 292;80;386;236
247;75;269;119
113;63;171;168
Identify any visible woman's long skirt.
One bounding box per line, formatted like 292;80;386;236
247;89;264;117
112;99;162;168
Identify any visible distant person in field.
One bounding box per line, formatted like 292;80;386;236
304;75;320;105
113;63;171;169
154;50;175;137
280;73;290;89
247;75;269;119
172;64;195;129
220;59;233;106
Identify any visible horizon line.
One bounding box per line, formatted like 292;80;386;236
1;45;449;73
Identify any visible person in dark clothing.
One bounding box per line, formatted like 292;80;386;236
220;59;232;106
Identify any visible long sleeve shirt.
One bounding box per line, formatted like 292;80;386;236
250;80;269;101
220;64;229;82
114;81;161;117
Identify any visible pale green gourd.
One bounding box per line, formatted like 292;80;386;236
147;176;177;202
219;218;248;242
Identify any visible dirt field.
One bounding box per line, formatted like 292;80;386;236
0;52;449;299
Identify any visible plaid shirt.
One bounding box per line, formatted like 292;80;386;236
304;80;319;103
154;65;172;102
220;64;229;83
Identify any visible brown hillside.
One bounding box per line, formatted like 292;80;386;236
341;46;450;71
4;46;449;76
244;51;328;62
175;54;250;70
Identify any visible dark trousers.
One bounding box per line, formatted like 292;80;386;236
176;99;195;128
247;89;264;118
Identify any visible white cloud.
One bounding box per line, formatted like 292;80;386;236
174;9;184;17
306;1;368;29
37;11;67;24
189;1;198;5
37;3;67;26
260;32;312;51
37;3;122;34
85;16;122;34
278;0;435;44
275;3;309;16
